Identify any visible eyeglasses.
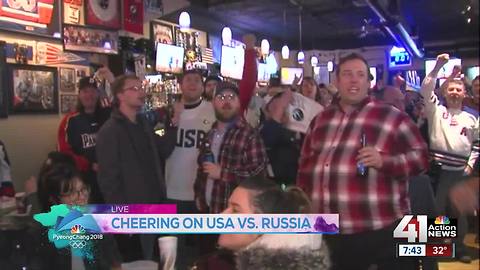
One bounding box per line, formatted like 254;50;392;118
215;93;237;101
60;186;90;199
123;86;144;92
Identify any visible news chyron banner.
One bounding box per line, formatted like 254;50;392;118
393;215;458;258
34;204;339;259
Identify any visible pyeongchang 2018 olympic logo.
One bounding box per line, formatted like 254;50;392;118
34;205;103;257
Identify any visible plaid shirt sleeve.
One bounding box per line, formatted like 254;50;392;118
380;114;429;178
221;131;268;183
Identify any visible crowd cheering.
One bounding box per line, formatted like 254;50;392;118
0;33;479;270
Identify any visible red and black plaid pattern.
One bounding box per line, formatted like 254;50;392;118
194;118;268;213
297;97;429;234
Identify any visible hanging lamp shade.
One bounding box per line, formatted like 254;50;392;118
297;51;305;65
281;45;290;59
310;56;318;66
179;12;191;31
261;39;270;55
222;27;232;46
327;61;334;72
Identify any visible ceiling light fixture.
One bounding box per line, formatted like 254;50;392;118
310;56;318;66
261;39;270;55
297;51;305;65
222;27;232;46
179;11;191;31
282;45;290;59
282;9;289;59
297;6;304;65
327;61;334;72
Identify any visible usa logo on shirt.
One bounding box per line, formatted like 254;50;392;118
450;118;458;126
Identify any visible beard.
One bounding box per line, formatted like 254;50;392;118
215;108;238;122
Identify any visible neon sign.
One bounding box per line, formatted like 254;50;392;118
389;46;411;68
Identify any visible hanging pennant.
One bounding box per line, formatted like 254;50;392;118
64;0;84;25
37;42;85;65
124;0;144;34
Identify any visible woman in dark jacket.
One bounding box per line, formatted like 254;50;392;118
27;153;121;270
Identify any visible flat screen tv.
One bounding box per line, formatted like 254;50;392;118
281;67;303;85
466;66;479;82
258;63;270;82
369;67;377;89
156;43;185;74
389;46;412;68
220;45;245;80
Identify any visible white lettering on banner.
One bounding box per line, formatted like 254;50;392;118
90;214;340;234
81;133;96;149
7;0;37;12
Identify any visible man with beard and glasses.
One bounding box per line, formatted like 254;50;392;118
194;82;268;215
420;54;479;263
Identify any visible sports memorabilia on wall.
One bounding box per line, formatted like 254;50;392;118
85;0;120;29
63;25;119;54
124;0;144;34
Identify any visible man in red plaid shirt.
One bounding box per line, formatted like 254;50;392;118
297;53;428;270
194;81;268;214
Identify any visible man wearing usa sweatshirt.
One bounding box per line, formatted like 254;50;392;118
421;53;479;263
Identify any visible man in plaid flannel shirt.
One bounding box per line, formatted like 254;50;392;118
194;82;268;214
297;53;428;270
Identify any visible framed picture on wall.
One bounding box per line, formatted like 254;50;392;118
0;82;6;118
60;94;78;114
174;27;208;49
85;0;121;29
151;21;174;48
63;25;119;54
60;68;76;93
8;64;58;114
0;41;7;118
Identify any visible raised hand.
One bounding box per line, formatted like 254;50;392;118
434;54;450;71
292;73;303;86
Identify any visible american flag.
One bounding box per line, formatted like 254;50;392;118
202;47;214;64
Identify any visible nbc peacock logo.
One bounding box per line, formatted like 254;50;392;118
71;224;86;234
428;216;457;238
434;216;450;225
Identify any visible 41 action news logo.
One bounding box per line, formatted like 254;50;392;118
393;215;457;242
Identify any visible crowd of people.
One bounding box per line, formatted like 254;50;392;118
1;32;479;270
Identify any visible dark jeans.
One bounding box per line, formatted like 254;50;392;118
324;222;416;270
408;174;439;270
165;199;200;270
432;169;469;255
